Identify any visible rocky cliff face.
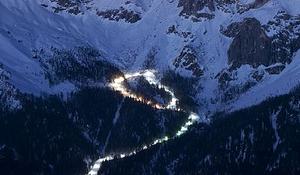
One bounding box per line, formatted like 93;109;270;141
225;18;273;69
265;11;300;65
224;14;300;70
178;0;241;21
0;0;299;114
178;0;271;21
178;0;216;21
96;7;141;23
44;0;92;14
173;46;204;77
1;1;300;174
41;0;142;23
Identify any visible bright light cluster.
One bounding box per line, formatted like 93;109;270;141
109;71;165;110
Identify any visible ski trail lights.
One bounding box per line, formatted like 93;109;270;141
88;70;200;175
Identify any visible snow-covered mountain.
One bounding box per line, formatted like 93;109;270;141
1;0;300;115
0;0;300;175
1;1;300;174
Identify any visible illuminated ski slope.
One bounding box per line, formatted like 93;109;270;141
88;70;201;175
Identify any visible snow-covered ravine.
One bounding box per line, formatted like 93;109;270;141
88;70;201;175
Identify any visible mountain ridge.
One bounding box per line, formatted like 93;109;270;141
2;0;300;115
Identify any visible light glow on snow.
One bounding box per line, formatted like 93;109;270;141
88;70;200;175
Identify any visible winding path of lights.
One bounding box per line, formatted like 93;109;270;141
88;70;200;175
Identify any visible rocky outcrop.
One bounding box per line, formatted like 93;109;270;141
173;46;204;77
265;64;286;75
216;68;258;102
177;0;245;21
96;7;141;23
42;0;142;23
225;18;272;69
237;0;270;13
264;11;300;65
167;25;193;39
224;14;300;71
177;0;216;21
47;0;92;15
177;0;271;21
216;14;300;103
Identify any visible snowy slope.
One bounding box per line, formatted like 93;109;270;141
0;0;300;114
230;50;300;111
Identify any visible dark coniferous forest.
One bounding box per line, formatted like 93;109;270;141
1;0;300;175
